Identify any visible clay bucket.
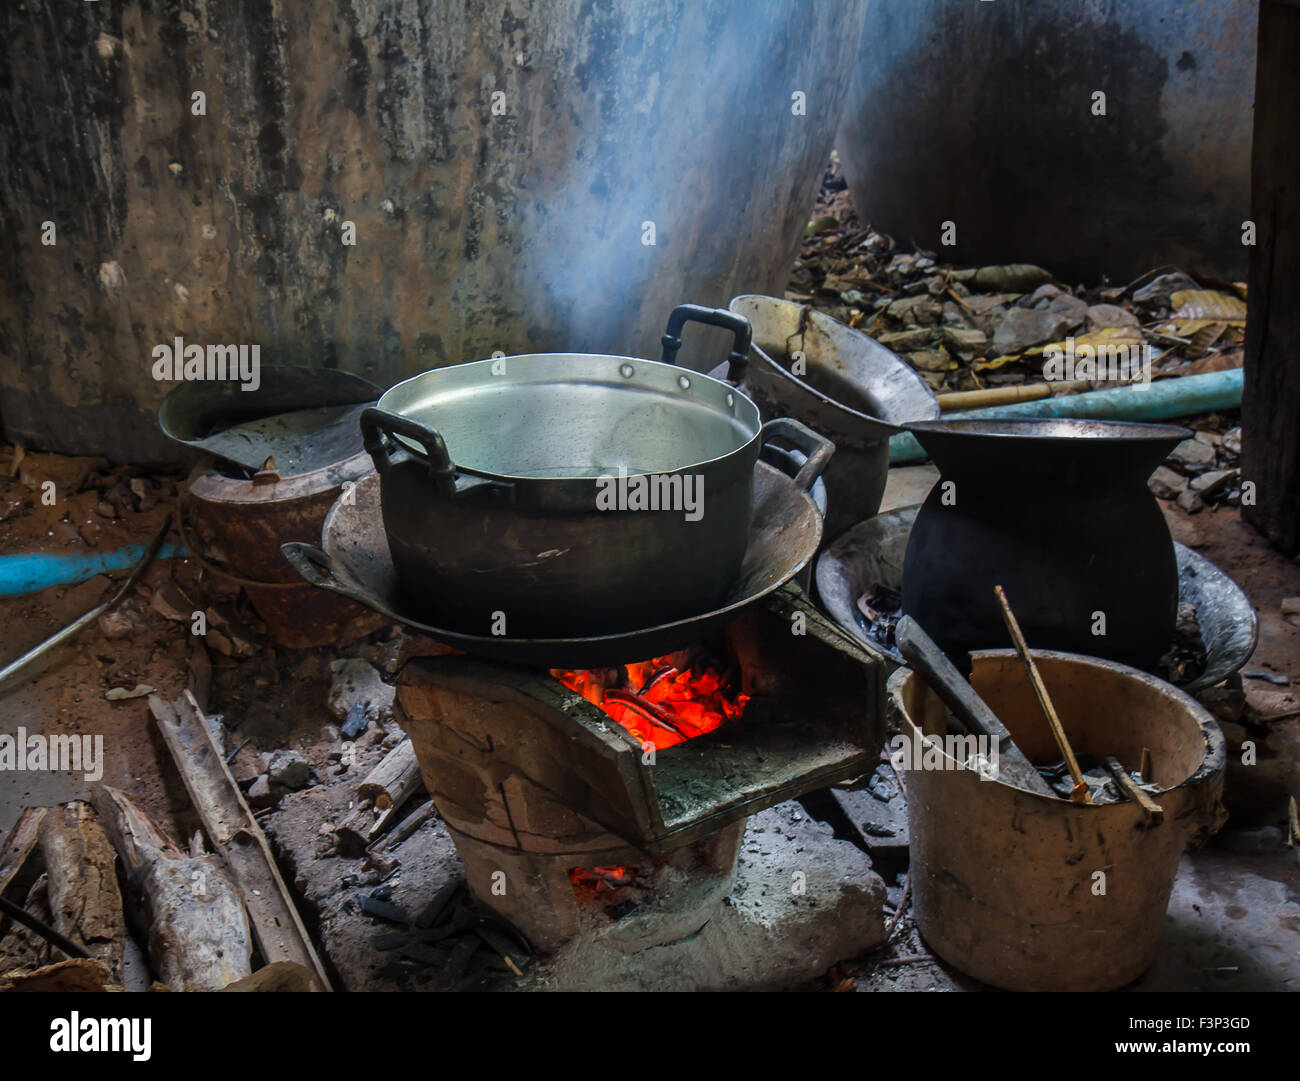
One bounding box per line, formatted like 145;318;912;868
888;649;1226;991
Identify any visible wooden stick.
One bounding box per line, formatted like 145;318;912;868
92;784;253;990
149;692;331;990
1140;745;1152;782
38;801;126;981
0;807;47;897
1103;757;1164;827
993;585;1092;804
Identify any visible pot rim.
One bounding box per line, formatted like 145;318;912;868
887;647;1227;800
904;417;1193;443
376;352;763;484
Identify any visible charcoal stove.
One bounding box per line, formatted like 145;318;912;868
392;586;884;952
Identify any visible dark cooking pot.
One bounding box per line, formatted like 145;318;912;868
361;306;833;637
901;418;1190;672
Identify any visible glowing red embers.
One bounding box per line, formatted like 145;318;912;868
551;648;748;751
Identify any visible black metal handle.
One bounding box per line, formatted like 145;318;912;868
360;406;514;502
361;406;453;476
760;417;835;493
660;304;752;385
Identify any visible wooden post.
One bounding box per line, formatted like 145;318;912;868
1242;0;1300;552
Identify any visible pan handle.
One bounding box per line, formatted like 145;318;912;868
660;304;752;385
360;406;514;502
281;542;415;627
761;417;835;494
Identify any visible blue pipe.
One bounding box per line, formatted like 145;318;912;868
0;542;187;597
889;368;1243;464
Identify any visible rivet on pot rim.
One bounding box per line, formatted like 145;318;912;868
678;374;691;390
619;363;634;378
726;392;735;409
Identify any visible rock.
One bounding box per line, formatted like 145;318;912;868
246;775;276;809
1027;283;1062;304
941;326;987;359
97;597;148;640
1168;438;1217;474
328;659;396;725
1177;489;1205;514
1281;597;1300;629
1190;469;1238;499
150;579;194;622
1193;430;1221;448
93;500;117;519
267;750;312;791
1040;293;1088;329
877;328;932;352
1132;272;1199;308
961;294;1007;316
1085;303;1141;330
1148;466;1188;500
990;307;1074;356
105;684;156;700
885;295;942;326
1222;426;1242;456
907;349;952;373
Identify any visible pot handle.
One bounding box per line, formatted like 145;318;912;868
360;406;514;502
660;304;752;385
761;417;835;493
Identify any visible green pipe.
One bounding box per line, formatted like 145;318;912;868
889;368;1243;464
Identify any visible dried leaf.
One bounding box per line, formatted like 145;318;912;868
1168;289;1247;323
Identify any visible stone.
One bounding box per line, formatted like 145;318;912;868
1133;271;1199;308
941;326;987;360
246;775;276;809
328;659;396;725
267;750;312;791
1177;488;1205;514
877;328;932;352
1190;469;1238;499
1085;303;1141;329
1148;466;1188;500
1027;283;1062;304
907;349;952;373
1041;293;1088;328
990;307;1074;356
1168;438;1217;473
885;294;942;326
150;579;194;622
1222;426;1242;456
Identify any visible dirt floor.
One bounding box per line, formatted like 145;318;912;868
0;438;1296;990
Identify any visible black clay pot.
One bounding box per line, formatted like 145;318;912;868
901;418;1191;672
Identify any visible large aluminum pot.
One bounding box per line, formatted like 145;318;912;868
361;307;833;637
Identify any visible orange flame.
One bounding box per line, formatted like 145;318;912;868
551;651;748;751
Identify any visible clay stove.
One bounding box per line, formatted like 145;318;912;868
393;586;884;953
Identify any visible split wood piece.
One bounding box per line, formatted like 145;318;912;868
0;806;47;897
149;692;331;991
383;800;438;851
894;616;1058;797
1140;746;1152;783
1102;757;1165;828
37;801;126;980
91;784;253;990
334;739;425;849
993;586;1092;804
358;738;422;812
